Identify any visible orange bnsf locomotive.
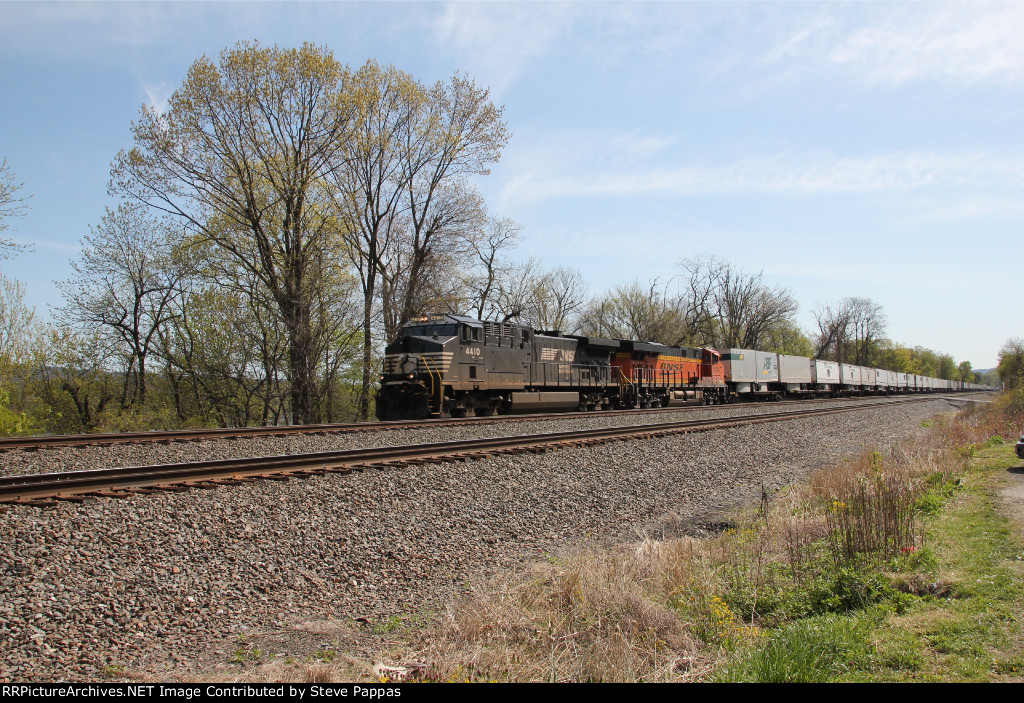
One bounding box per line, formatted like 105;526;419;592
376;314;727;420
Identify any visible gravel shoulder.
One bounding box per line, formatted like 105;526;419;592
0;398;959;682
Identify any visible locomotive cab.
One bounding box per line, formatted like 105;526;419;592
376;315;460;420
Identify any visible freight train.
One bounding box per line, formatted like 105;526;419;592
375;314;989;420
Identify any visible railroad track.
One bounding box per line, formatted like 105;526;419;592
0;391;988;452
0;396;950;509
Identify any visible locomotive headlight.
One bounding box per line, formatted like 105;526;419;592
407;373;415;379
379;375;384;382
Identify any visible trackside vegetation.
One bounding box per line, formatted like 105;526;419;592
202;390;1024;683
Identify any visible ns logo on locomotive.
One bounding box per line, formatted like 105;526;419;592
375;314;987;421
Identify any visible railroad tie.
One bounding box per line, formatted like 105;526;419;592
53;493;90;503
14;499;56;508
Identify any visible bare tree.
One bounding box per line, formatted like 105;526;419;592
492;257;546;324
813;301;852;361
465;217;521;321
812;297;886;364
531;266;588;332
578;278;692;345
0;157;31;259
677;256;723;343
57;203;183;406
846;297;887;366
712;264;797;349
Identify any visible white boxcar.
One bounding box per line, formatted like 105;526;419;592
778;354;813;390
875;368;889;389
860;366;876;388
897;372;908;388
756;351;780;384
719;349;779;392
813;360;840;387
840;363;861;387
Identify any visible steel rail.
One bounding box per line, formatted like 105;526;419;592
0;391;987;453
0;396;947;507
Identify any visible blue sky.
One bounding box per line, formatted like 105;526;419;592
1;1;1020;368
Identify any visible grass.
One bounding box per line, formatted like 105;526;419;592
717;439;1024;682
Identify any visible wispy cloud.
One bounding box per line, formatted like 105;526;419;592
143;83;173;115
827;4;1024;86
499;137;1024;205
430;1;577;96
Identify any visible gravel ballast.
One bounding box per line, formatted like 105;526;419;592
0;398;959;681
0;396;948;478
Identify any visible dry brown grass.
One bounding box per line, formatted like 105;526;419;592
411;548;707;682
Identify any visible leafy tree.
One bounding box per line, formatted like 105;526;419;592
35;328;117;434
337;61;508;419
111;41;355;424
0;273;42;435
957;360;975;384
764;319;815;358
936;354;958;381
998;337;1024;388
0;273;37;386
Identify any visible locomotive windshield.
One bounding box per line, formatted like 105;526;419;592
404;324;458;337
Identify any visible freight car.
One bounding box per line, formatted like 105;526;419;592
376;314;988;420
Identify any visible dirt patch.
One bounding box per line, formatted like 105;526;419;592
1001;466;1024;510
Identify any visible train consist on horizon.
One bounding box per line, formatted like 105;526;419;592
375;314;992;420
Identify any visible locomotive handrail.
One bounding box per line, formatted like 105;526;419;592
420;355;441;415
